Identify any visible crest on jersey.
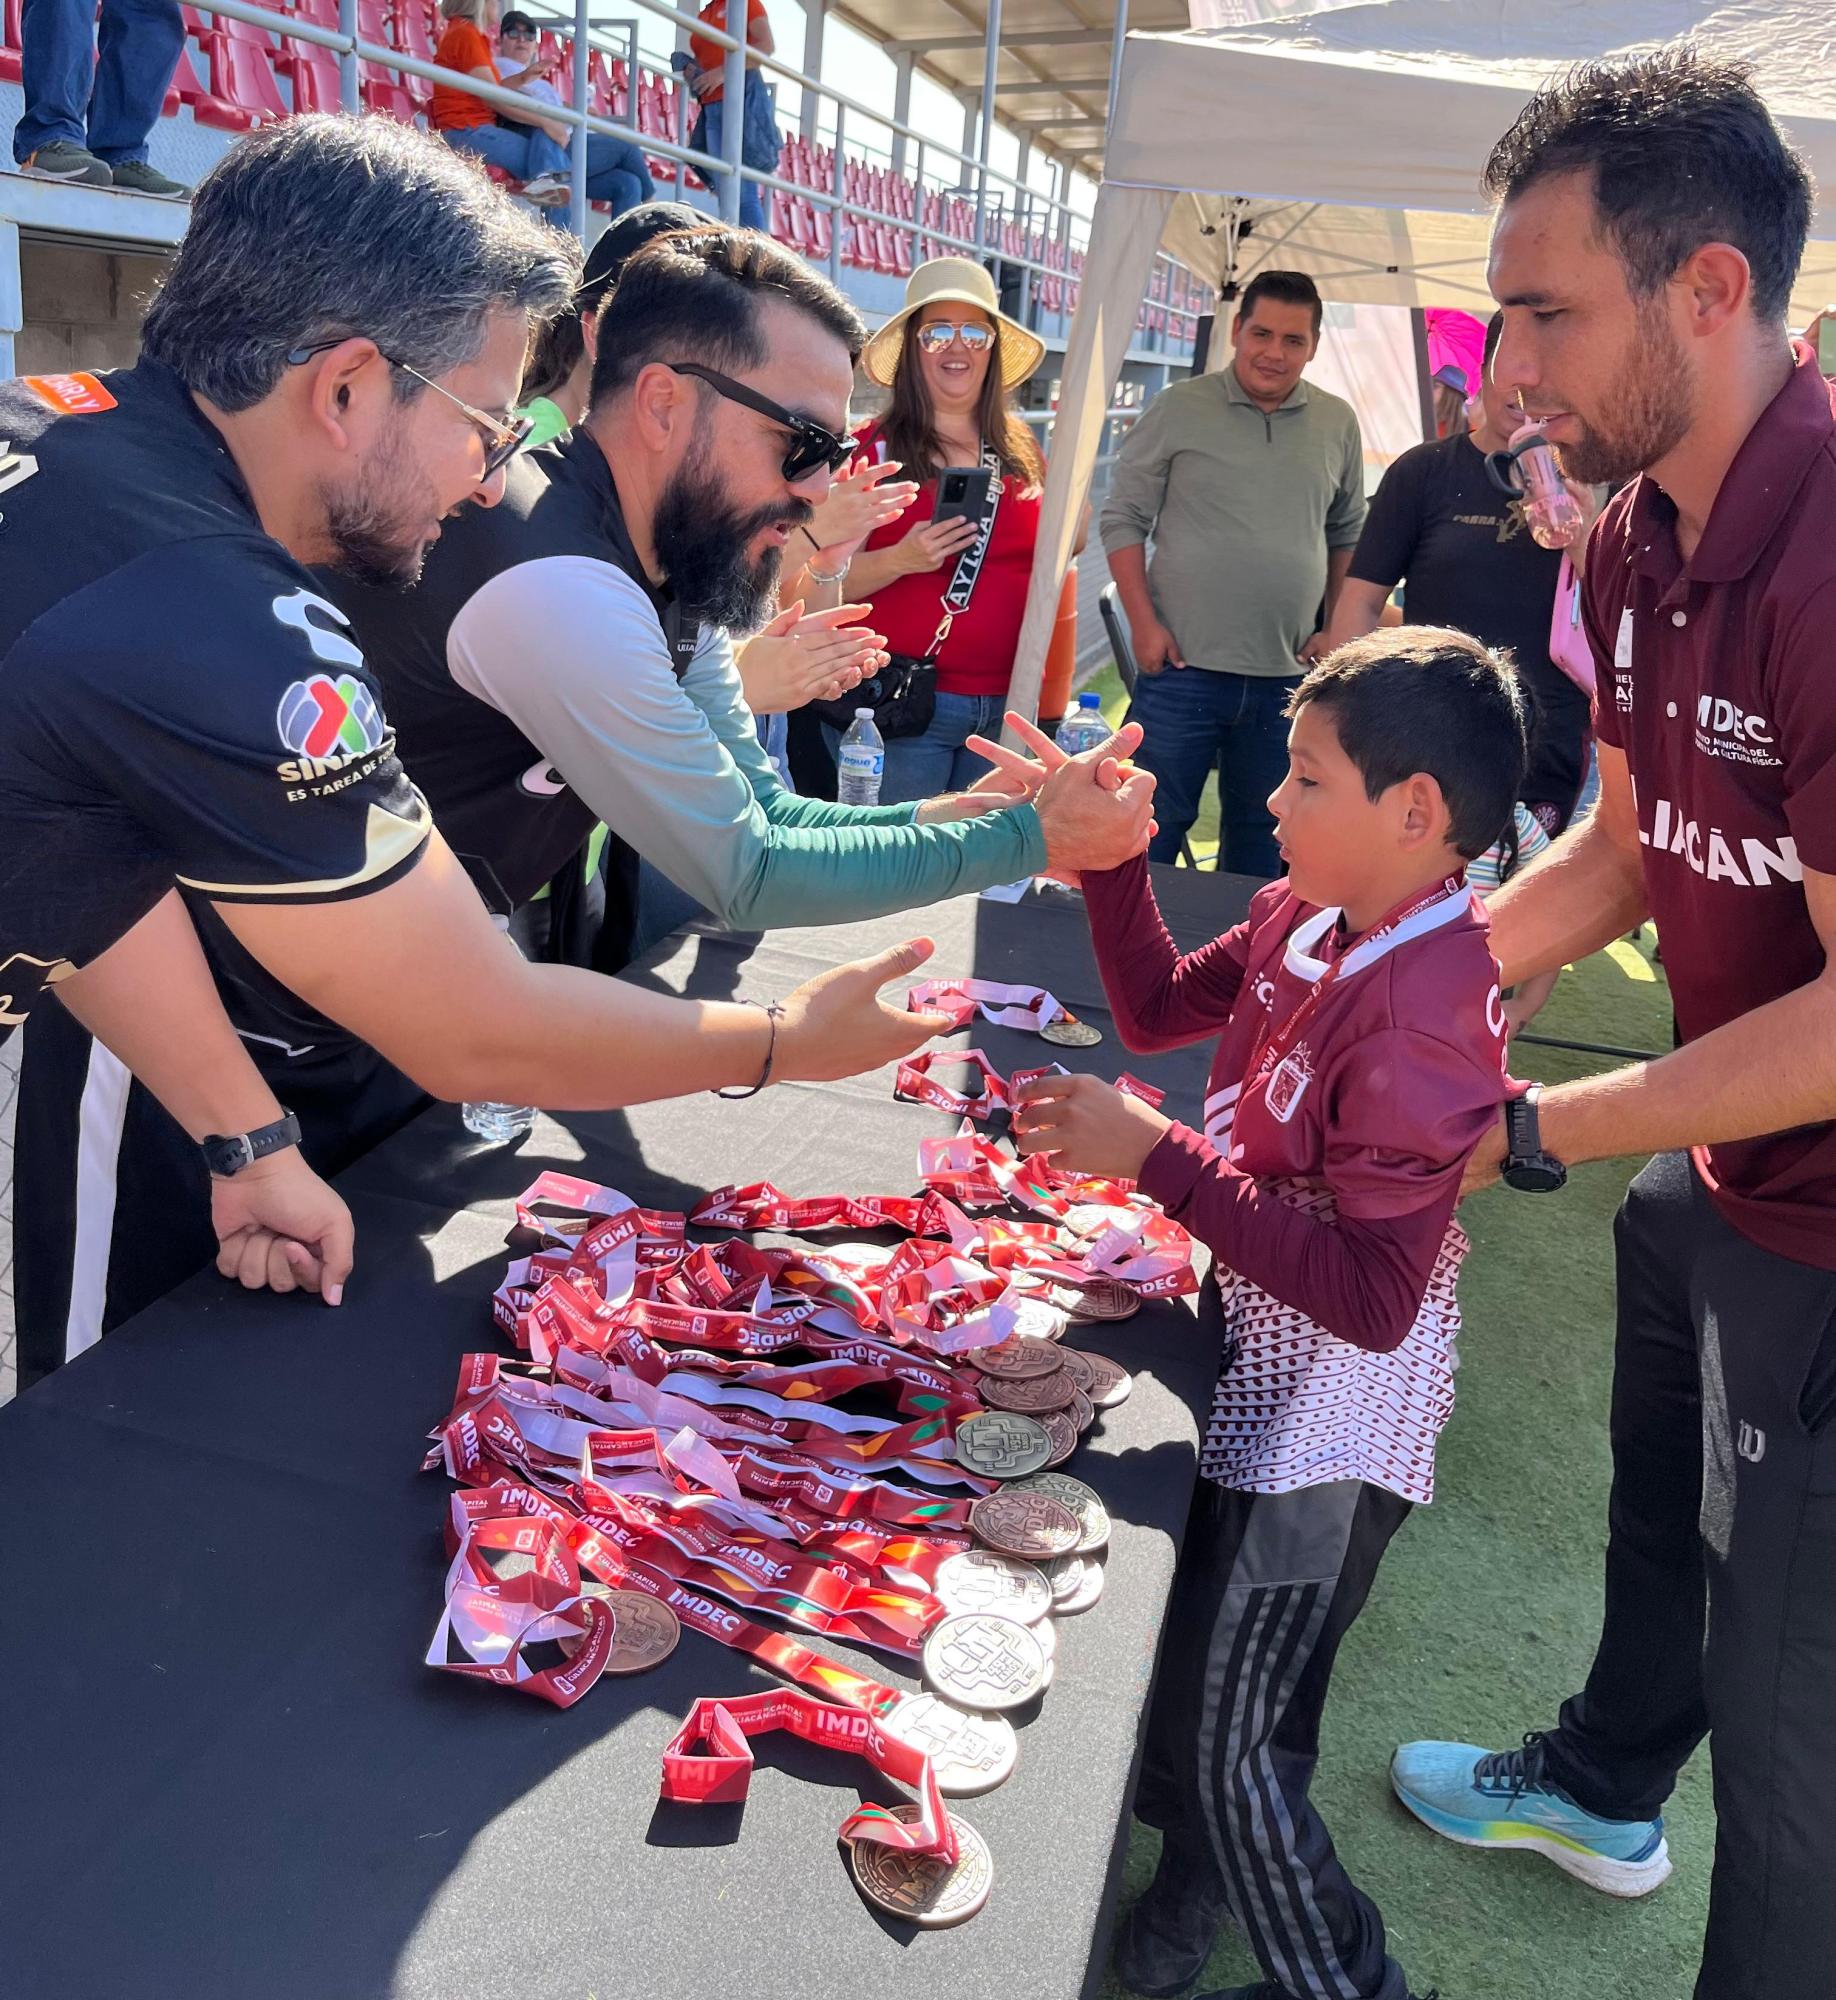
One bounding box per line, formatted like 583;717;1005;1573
277;673;386;762
1264;1047;1314;1124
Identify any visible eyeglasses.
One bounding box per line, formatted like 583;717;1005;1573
285;338;534;479
665;362;854;483
914;322;997;356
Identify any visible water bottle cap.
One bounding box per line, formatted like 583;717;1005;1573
854;707;873;718
1079;692;1102;709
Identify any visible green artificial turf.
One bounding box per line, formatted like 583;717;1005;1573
1094;918;1711;1999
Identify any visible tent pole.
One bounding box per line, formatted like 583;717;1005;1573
1105;0;1129;137
1409;306;1437;441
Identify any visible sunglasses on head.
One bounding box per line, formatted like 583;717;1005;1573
915;321;997;356
286;338;533;478
665;362;854;482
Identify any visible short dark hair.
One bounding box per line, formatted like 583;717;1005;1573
1238;270;1323;337
1288;626;1526;861
1481;47;1812;324
141;115;576;412
588;228;865;408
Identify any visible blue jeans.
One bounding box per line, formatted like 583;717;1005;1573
448;125;650;223
698;95;767;231
1127;664;1298;880
826;691;1002;806
15;0;182;164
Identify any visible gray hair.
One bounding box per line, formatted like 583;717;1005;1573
140;114;579;411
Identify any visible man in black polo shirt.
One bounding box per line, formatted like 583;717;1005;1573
1325;310;1596;831
1385;54;1836;2000
1;117;970;1385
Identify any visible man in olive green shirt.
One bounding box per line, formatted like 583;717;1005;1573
1101;270;1365;875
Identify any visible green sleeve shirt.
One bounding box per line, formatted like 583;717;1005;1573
1100;369;1366;678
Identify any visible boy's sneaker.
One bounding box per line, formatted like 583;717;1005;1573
20;141;112;186
1194;1987;1437;2000
110;159;188;198
1391;1732;1671;1898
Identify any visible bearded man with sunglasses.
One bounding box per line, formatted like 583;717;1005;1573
328;226;1155;972
0;120;970;1384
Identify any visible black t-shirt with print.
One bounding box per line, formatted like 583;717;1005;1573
0;361;428;1037
1349;430;1591;817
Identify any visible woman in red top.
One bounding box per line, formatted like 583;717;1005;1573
842;257;1079;804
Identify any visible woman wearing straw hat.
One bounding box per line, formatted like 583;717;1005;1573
837;256;1080;803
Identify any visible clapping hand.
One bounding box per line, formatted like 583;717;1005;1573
737;600;888;715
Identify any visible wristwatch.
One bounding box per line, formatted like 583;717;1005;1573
1501;1085;1566;1193
200;1110;303;1179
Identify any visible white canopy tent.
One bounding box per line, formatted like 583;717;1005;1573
1008;0;1836;721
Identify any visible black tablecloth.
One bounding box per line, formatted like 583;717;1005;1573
2;869;1255;2000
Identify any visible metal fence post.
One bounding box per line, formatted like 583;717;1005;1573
719;0;745;224
829;100;844;285
569;0;590;239
338;0;358;113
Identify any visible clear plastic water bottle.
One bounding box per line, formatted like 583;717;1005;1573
1055;692;1114;758
838;708;885;806
462;916;537;1143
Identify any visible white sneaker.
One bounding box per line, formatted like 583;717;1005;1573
519;173;573;205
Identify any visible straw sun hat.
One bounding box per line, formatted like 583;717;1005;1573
860;256;1048;389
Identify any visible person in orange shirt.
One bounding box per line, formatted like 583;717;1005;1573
429;0;650;222
683;0;774;229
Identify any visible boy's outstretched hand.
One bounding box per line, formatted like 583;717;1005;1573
1012;1072;1173;1181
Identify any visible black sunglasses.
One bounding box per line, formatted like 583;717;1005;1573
286;338;534;479
666;362;854;482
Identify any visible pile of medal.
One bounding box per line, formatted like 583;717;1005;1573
424;1144;1195;1928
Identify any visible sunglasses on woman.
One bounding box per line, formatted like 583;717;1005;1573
285;339;534;480
914;322;997;356
666;362;855;482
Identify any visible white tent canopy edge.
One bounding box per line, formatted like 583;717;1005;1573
1007;6;1836;733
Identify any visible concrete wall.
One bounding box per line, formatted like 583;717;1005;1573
15;239;169;376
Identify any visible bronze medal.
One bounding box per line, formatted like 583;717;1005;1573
981;1368;1076;1414
969;1488;1082;1559
952;1411;1052;1479
973;1334;1064;1380
849;1805;994;1927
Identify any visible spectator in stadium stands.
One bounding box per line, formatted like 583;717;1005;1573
324;227;1152;979
0;116;964;1381
684;0;775;232
495;9;652;222
10;0;188;194
1102;269;1366;879
429;0;640;222
1325;310;1601;835
840;256;1080;804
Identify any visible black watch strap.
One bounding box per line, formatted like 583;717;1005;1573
1502;1087;1566;1193
200;1110;302;1179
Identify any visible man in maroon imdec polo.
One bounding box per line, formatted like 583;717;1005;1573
1386;51;1836;2000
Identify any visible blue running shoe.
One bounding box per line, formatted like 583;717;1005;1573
1391;1733;1671;1898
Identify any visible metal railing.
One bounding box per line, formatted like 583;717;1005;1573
168;0;1204;356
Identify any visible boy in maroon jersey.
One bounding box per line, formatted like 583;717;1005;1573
1013;626;1522;2000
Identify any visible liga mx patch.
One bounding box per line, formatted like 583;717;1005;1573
277;673;386;762
21;372;117;415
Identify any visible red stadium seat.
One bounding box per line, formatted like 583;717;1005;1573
0;0;21;85
278;28;344;112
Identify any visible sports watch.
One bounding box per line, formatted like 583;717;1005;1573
1501;1084;1566;1193
200;1111;303;1179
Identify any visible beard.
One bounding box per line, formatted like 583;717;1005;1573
1553;299;1696;485
652;424;813;633
319;419;442;590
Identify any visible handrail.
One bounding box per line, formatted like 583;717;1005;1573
173;0;1204;352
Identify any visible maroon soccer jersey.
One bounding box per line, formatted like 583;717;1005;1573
1588;345;1836;1267
1081;860;1507;1351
